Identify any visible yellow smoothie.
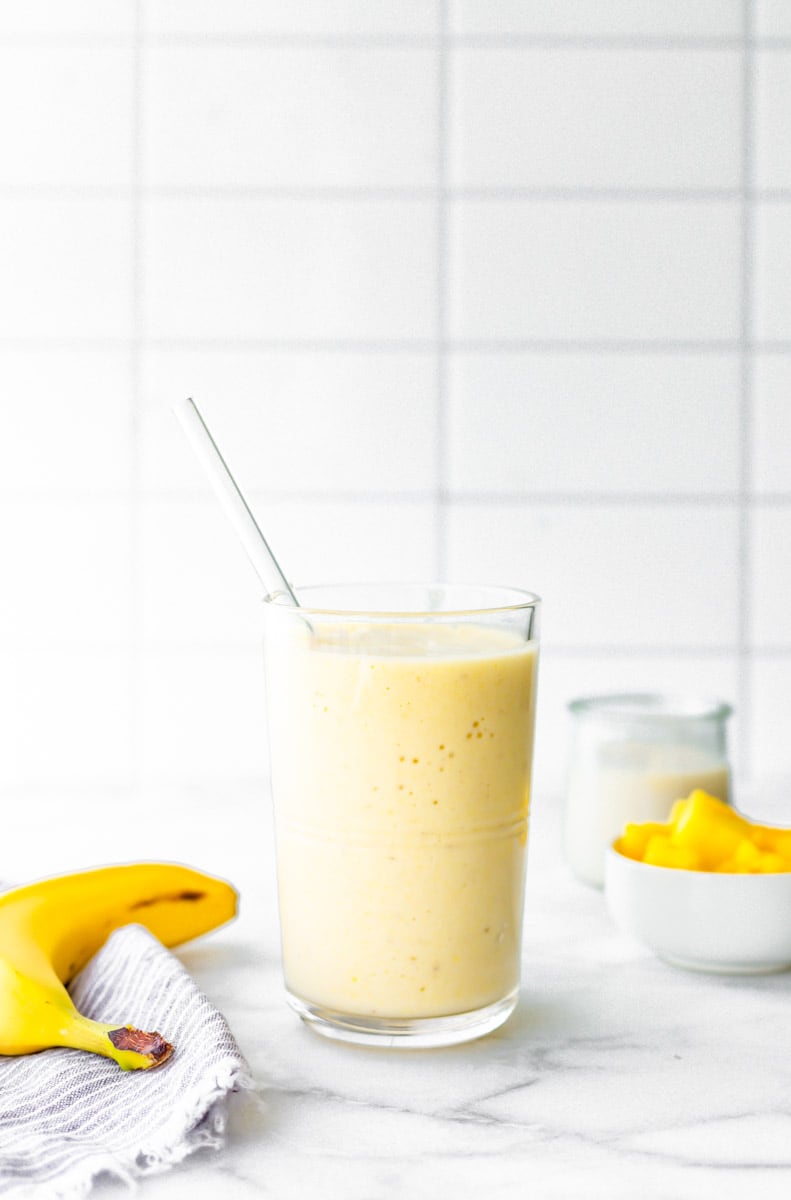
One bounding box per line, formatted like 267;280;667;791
266;620;538;1020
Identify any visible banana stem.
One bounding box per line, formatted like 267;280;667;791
60;1011;174;1071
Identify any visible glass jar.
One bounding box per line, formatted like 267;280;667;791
564;693;732;888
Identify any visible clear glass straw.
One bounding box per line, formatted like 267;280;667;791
173;398;299;606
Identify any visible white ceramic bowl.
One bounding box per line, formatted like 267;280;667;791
604;845;791;974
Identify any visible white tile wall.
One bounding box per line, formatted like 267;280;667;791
754;203;791;340
447;354;741;495
750;508;791;647
0;499;132;648
755;2;791;37
754;51;791;188
139;351;437;494
536;651;743;798
137;497;261;648
0;48;134;188
753;357;791;492
0;1;135;35
137;649;266;782
254;497;438;586
449;2;744;37
0;1;789;804
450;49;741;189
0;350;132;492
0;199;132;338
142;1;439;36
449;200;741;341
144;47;437;188
143;198;436;340
751;660;791;780
0;650;132;787
446;502;739;648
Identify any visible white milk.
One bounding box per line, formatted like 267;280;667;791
564;741;730;887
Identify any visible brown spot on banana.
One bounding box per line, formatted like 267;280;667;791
108;1025;174;1067
129;890;206;910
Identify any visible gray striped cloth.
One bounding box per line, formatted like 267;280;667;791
0;924;254;1198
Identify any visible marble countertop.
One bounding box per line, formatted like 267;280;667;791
11;782;790;1199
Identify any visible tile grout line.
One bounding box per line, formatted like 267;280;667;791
129;0;144;791
1;33;787;49
6;184;791;201
2;489;791;505
0;185;781;200
5;336;791;354
3;335;791;353
7;641;791;658
2;488;789;505
541;645;782;658
434;1;449;579
737;0;755;784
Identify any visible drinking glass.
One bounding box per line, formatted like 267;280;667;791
263;583;540;1047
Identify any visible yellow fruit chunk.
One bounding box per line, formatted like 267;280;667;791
614;789;791;873
756;852;790;874
752;825;791;859
643;834;700;870
729;839;766;873
668;798;688;827
671;789;750;870
615;821;670;862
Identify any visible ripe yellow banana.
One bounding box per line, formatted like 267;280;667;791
0;862;237;1070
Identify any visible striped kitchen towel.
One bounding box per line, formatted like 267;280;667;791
0;924;254;1198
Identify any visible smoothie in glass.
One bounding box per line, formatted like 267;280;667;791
264;584;540;1047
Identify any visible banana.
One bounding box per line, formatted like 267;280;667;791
0;862;237;1070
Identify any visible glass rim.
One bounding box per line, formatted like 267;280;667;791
568;692;733;723
262;581;541;620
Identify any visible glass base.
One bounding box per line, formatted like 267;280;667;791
659;953;791;975
286;987;519;1048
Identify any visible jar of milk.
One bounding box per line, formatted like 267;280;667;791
564;693;732;887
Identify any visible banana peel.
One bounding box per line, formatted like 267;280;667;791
0;863;237;1070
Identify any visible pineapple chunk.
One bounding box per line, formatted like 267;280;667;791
643;834;700;871
616;821;670;862
672;790;750;870
614;789;791;873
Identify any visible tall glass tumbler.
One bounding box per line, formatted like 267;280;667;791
263;583;540;1048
